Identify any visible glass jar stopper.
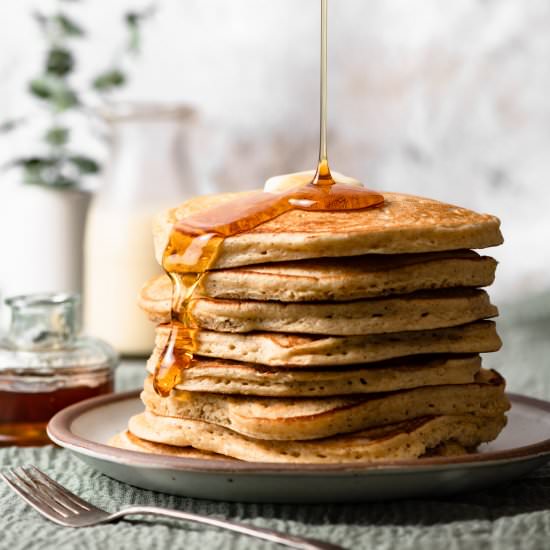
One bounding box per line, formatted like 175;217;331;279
6;293;80;350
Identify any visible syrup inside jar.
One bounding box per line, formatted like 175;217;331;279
0;293;117;446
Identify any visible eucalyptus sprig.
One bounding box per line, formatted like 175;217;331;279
2;1;157;188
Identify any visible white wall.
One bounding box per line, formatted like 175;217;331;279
1;0;549;302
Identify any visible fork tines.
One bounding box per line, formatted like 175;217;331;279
0;466;95;524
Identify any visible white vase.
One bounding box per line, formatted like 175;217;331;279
0;182;90;327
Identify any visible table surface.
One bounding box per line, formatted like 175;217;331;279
1;294;550;550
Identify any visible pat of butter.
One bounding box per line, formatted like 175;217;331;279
264;169;363;193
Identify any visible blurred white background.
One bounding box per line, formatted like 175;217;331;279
1;0;549;303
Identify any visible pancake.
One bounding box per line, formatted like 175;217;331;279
423;441;471;457
145;355;482;397
109;430;231;460
139;250;497;305
112;430;470;460
141;369;509;441
140;288;497;335
149;320;501;367
128;411;507;463
154;191;503;270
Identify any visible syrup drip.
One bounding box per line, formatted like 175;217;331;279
153;0;384;397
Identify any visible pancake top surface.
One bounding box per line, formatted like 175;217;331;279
153;191;503;268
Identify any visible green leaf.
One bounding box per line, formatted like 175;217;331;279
29;78;52;99
13;157;78;187
124;6;156;53
23;165;47;185
54;13;85;37
16;157;56;185
46;47;74;76
33;11;48;30
92;69;126;92
23;164;49;185
125;4;156;26
55;89;79;111
125;12;140;27
69;155;100;174
44;126;70;146
0;118;25;133
29;77;79;111
12;157;56;169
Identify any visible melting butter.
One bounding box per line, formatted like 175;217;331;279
264;170;363;193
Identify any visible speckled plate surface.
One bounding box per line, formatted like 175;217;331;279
47;391;550;503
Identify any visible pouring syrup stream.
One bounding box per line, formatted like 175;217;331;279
313;0;332;186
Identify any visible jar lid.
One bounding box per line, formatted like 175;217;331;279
0;293;118;376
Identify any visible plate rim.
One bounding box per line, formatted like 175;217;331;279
47;390;550;475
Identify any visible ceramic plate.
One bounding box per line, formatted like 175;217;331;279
47;391;550;503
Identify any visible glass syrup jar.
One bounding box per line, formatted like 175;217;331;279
0;293;118;446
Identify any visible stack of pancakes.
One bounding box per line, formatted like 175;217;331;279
111;191;509;463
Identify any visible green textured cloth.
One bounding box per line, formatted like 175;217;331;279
1;295;550;550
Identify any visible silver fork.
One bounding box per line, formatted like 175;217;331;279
1;466;343;550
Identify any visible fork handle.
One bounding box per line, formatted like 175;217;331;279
108;506;344;550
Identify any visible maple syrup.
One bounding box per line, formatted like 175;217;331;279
0;293;117;446
153;0;384;396
0;381;113;447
